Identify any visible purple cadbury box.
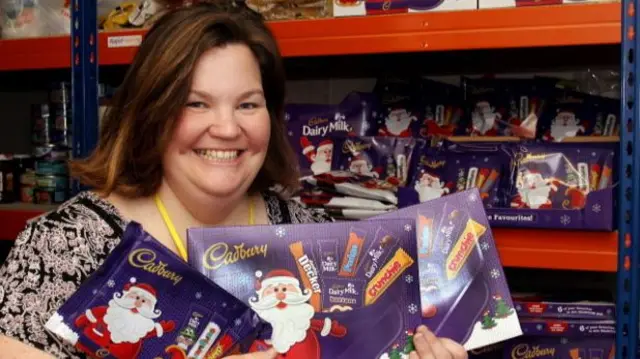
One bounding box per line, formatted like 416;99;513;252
187;218;423;359
515;300;615;320
372;188;523;350
44;222;266;359
503;336;614;359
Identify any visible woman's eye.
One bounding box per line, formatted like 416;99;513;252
238;102;258;110
186;101;207;109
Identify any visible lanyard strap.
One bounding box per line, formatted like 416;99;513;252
154;194;255;261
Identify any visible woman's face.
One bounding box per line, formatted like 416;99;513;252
163;44;271;200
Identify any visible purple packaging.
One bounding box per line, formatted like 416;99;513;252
44;222;266;359
503;336;614;359
514;300;615;320
374;189;523;350
286;92;379;177
509;143;616;210
518;318;615;337
538;90;620;142
301;170;398;205
333;136;420;186
187;219;423;359
373;75;424;138
418;78;465;138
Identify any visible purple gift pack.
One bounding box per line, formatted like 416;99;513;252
503;336;614;359
514;300;615;320
495;142;617;231
519;318;615;337
373;188;523;350
44;222;266;359
187;218;423;359
333;136;422;187
286;92;379;177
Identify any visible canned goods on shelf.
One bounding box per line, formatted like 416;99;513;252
32;104;51;145
35;159;68;176
0;155;15;203
34;144;70;161
36;174;68;190
35;187;68;204
20;170;36;204
50;103;71;145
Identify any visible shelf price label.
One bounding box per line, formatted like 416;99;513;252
107;35;143;48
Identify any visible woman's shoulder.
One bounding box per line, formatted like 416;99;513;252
262;190;333;225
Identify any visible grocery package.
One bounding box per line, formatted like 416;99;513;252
376;189;523;350
242;0;330;20
45;222;267;359
0;0;71;38
513;293;615;320
333;0;476;18
302;170;399;205
462;77;544;139
188;218;424;358
286;92;379;177
503;335;614;359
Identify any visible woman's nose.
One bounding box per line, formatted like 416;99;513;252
208;109;241;138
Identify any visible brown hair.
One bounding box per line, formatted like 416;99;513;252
70;4;299;198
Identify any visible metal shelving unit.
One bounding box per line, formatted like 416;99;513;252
38;1;640;357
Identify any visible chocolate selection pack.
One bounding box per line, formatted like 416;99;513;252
45;222;267;359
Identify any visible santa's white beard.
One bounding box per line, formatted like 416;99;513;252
472;113;496;135
385;118;411;136
550;123;580;141
311;153;331;174
518;186;552;209
103;299;157;344
250;292;315;353
416;183;445;202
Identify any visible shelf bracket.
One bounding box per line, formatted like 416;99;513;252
616;0;639;357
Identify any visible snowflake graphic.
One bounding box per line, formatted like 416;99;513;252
408;303;418;315
484;157;489;162
362;121;370;132
490;269;501;279
481;242;490;251
536;324;543;331
592;152;597;157
275;227;286;238
516;304;522;311
285;113;290;121
222;302;227;308
560;215;571;226
560;337;569;345
404;224;413;232
405;275;414;284
469;193;478;202
107;280;115;288
592;204;602;213
195;292;202;300
92;289;98;295
235;318;243;327
287;131;293;136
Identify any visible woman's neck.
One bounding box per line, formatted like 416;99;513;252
156;180;254;228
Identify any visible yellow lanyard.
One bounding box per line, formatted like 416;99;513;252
154;194;255;261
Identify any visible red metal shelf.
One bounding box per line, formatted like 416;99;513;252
0;2;621;70
493;228;618;272
0;204;56;240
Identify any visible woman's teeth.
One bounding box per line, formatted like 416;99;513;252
195;149;240;161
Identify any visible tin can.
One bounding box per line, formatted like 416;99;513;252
13;154;34;202
34;144;70;161
35;187;68;204
35;159;68;176
50;103;71;145
50;82;71;104
31;104;51;145
36;174;68;190
0;155;15;203
20;169;36;203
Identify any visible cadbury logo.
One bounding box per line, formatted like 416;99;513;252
128;248;183;285
308;117;329;126
511;344;556;359
420;158;446;168
342;140;372;154
521;153;550;162
367;260;402;297
203;243;268;270
303;119;352;137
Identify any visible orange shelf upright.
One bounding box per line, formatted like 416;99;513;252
493;228;618;272
0;2;622;70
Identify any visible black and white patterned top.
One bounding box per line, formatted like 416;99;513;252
0;191;330;358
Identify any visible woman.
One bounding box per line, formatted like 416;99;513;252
0;4;467;359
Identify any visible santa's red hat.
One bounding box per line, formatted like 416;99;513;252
124;277;158;304
317;139;333;151
300;137;315;156
255;269;300;293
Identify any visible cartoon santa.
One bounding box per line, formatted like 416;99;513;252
248;269;347;358
543;110;586;142
510;170;557;209
378;108;416;137
300;137;333;175
73;278;176;359
414;172;451;202
348;154;381;178
470;101;500;136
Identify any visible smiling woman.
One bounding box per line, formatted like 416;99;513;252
0;3;466;359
